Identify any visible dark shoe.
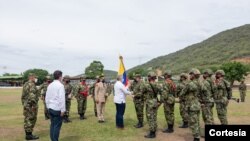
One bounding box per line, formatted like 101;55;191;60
79;114;84;120
134;122;143;128
25;132;39;140
116;126;124;130
179;122;188;128
162;124;174;133
144;131;156;138
193;138;200;141
95;112;97;117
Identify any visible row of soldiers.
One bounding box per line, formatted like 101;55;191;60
21;74;102;140
129;68;236;141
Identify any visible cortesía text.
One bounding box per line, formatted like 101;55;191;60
205;125;249;141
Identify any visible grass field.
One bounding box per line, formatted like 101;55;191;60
0;88;249;141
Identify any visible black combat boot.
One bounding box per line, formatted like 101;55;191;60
193;138;200;141
179;121;188;128
144;131;156;138
95;111;97;117
162;124;174;133
25;131;39;140
134;121;143;128
79;114;84;120
64;115;71;123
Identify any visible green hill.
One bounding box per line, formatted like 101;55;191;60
129;24;250;74
104;70;117;79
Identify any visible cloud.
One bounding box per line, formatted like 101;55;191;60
0;0;250;75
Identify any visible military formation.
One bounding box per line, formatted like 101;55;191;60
21;68;247;141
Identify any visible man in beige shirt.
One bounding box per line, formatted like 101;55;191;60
95;75;107;123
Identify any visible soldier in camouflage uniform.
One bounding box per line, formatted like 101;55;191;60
74;76;88;120
21;73;39;140
239;80;247;102
39;75;52;120
214;70;230;125
63;75;73;123
89;76;99;117
176;73;189;128
161;70;176;133
143;72;162;138
180;69;202;141
201;69;215;125
130;74;145;128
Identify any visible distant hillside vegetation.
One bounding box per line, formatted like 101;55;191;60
104;70;117;79
129;24;250;74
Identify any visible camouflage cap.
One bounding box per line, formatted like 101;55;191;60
203;69;214;75
215;70;225;76
180;73;188;79
96;75;100;79
64;75;70;80
28;73;37;77
189;68;201;75
148;71;156;77
100;73;104;77
164;70;172;76
45;75;52;80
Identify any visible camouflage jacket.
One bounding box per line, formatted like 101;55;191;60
142;81;162;108
239;83;247;91
180;79;201;111
106;84;114;96
214;78;228;103
74;83;88;99
223;79;232;100
21;80;39;106
200;79;214;103
64;83;73;100
39;82;49;97
161;79;176;104
176;80;188;101
130;81;145;99
89;84;95;96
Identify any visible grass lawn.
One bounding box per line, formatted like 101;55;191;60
0;88;249;141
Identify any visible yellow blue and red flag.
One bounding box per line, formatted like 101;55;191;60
118;55;128;86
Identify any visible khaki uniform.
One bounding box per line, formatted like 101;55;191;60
95;82;107;121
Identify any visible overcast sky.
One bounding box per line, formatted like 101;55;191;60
0;0;250;76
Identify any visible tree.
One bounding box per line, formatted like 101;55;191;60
85;61;104;79
221;62;249;85
23;69;49;85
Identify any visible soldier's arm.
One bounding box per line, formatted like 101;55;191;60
224;80;232;99
179;83;189;97
21;86;26;105
27;84;38;106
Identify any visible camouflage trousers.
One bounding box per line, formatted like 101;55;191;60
240;91;246;102
179;101;188;122
133;98;144;123
43;101;49;119
77;98;87;115
65;100;71;116
188;109;200;138
23;104;38;132
201;102;214;125
215;102;228;125
163;102;175;125
146;103;158;132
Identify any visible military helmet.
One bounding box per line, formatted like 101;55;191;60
45;75;52;80
164;70;172;76
80;75;86;80
64;75;70;80
215;70;225;76
134;74;141;78
180;73;188;79
189;68;201;75
28;73;37;78
148;72;156;77
100;73;104;77
203;69;214;75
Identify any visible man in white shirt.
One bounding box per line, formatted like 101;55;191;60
114;75;132;129
46;70;65;141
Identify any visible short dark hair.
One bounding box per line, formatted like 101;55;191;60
53;70;63;80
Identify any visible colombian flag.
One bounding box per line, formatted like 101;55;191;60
118;56;128;86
